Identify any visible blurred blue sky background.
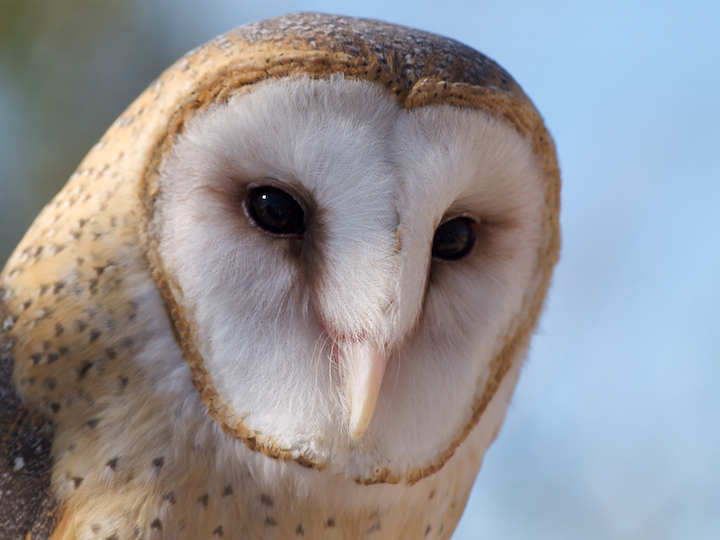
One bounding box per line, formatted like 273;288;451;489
1;1;718;538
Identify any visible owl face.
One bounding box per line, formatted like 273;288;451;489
152;75;545;481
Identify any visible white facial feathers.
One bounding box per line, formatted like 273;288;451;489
154;76;544;478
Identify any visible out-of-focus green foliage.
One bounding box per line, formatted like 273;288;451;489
0;0;211;263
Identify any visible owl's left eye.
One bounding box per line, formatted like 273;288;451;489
432;217;476;261
245;186;305;236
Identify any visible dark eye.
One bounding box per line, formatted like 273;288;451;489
245;186;305;236
432;217;476;261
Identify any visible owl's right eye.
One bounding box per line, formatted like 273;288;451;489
245;186;305;237
432;217;476;261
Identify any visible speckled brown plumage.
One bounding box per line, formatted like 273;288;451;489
0;12;560;540
0;350;55;538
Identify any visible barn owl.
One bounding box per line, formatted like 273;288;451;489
0;12;560;540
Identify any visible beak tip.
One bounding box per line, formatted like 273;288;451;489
349;414;369;441
341;340;389;442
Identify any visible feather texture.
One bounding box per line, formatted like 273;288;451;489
0;12;560;539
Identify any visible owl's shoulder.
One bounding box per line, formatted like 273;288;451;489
0;156;178;538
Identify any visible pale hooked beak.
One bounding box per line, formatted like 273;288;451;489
339;340;389;441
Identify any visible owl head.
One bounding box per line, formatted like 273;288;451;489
3;13;560;487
